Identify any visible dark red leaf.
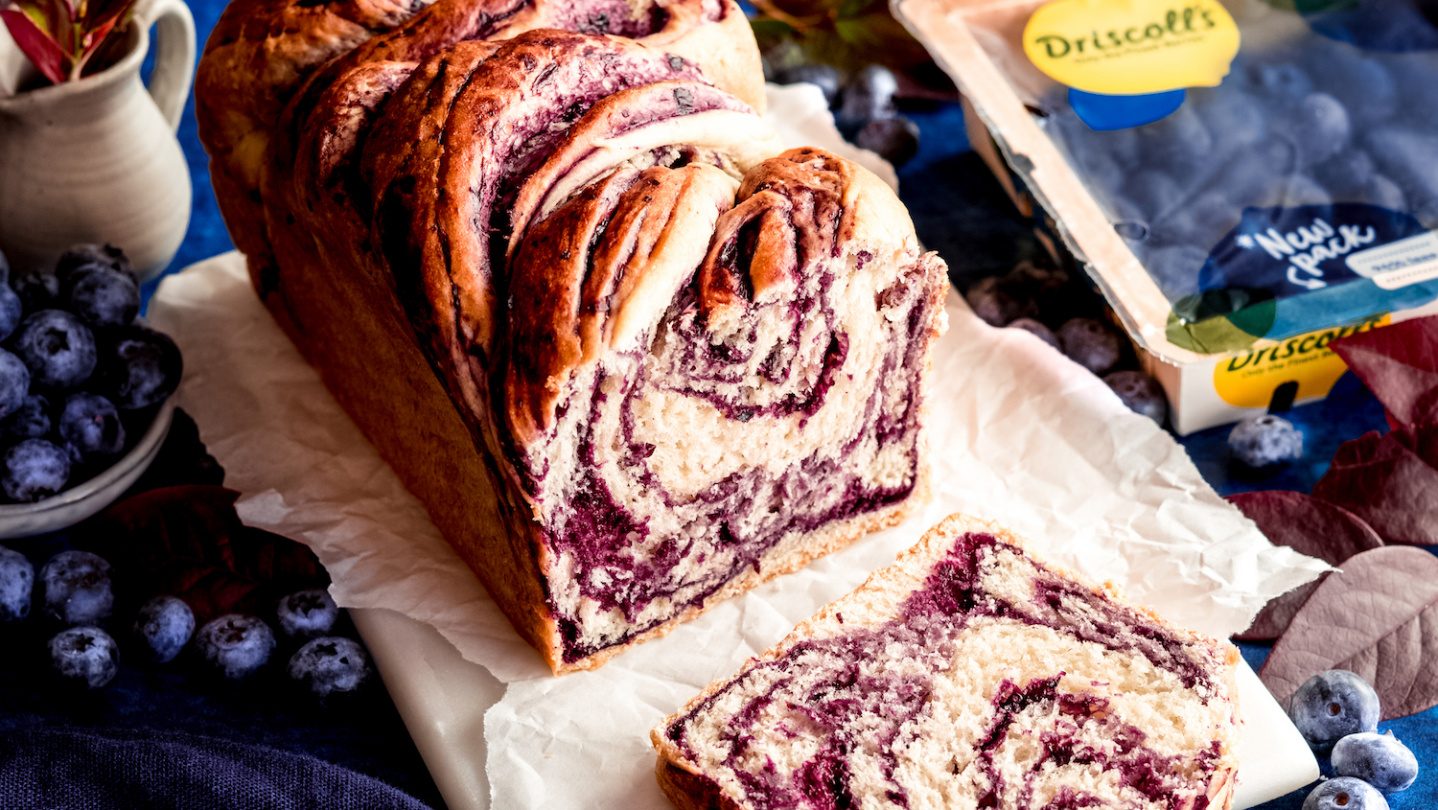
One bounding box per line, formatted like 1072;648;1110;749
71;485;327;625
1229;491;1384;642
1;8;69;85
1331;315;1438;428
1260;547;1438;720
1314;431;1438;546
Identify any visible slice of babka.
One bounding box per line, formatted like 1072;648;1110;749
654;514;1240;809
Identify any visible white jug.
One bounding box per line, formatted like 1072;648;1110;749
0;0;195;281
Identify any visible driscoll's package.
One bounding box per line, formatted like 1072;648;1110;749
894;0;1438;433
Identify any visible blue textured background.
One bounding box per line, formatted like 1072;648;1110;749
43;1;1435;806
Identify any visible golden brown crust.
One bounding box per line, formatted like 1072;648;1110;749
198;0;944;675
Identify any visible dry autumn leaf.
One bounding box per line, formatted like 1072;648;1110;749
1260;546;1438;720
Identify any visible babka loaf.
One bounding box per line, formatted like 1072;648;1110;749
196;3;948;671
654;514;1241;809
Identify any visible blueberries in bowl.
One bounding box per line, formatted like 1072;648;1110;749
3;439;71;503
58;393;126;462
133;595;196;664
0;544;33;622
0;349;30;421
0;243;184;505
12;310;97;390
63;264;140;329
197;614;276;680
49;626;121;689
97;325;182;411
1289;669;1380;750
40;549;112;626
3;394;51;441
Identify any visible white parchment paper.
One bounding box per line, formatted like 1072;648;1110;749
149;84;1328;808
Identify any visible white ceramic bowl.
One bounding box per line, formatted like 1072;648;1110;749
0;397;176;538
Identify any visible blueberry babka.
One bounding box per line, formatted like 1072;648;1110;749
196;1;948;671
654;515;1240;809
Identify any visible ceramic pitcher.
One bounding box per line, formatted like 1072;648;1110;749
0;0;195;281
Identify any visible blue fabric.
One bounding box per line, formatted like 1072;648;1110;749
0;727;429;809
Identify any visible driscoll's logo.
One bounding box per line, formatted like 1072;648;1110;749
1031;6;1219;59
1224;315;1383;372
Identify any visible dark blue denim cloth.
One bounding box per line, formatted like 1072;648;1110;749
0;726;431;809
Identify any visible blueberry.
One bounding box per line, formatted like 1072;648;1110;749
1365;129;1438;204
1137;107;1212;176
288;636;370;697
133;595;195;664
964;276;1033;327
10;271;59;313
55;243;134;283
1290;670;1380;749
1104;371;1167;424
62;266;139;329
836;65;898;133
2;439;70;503
1228;414;1304;469
0;545;33;622
1158;191;1237;248
3;394;51;441
0;285;22;343
1058;318;1122;375
0;349;30;421
12;310;97;390
1302;778;1388;810
1247;61;1314;101
856;116;919;166
1313;47;1397;122
1196;88;1266;149
276;588;339;638
58;393;126;461
48;626;120;689
1333;731;1418;793
774;64;842;106
97;325;182;410
1316;150;1376;199
1214;137;1298;206
1007;318;1059;349
1294;94;1351;167
40;550;112;625
197;614;276;679
1277;175;1331;208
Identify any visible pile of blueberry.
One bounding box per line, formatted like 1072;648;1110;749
770;63;921;167
1290;669;1420;810
963;258;1173;426
1045;41;1438;299
0;543;370;698
0;245;181;504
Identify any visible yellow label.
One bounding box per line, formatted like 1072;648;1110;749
1213;315;1389;408
1023;0;1241;95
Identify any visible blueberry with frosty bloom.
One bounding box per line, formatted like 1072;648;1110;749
1228;414;1304;468
41;550;112;626
196;614;276;680
49;626;120;689
0;545;33;622
276;588;339;638
1104;370;1167;425
1058;317;1122;375
134;596;196;664
288;636;371;697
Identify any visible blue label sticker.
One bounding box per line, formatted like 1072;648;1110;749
1068;88;1187;130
